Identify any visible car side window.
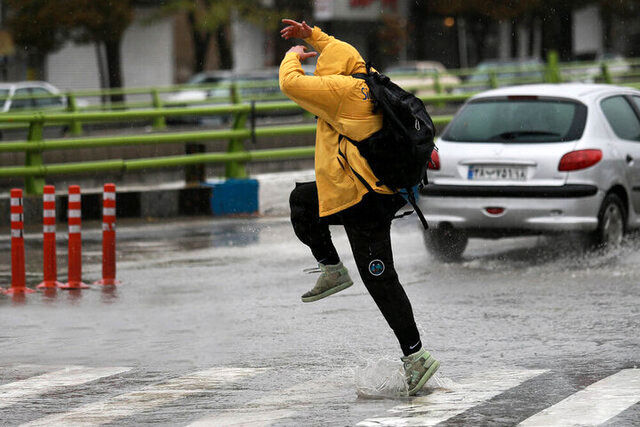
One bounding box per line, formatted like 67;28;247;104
632;96;640;114
601;96;640;141
10;88;33;110
32;87;62;107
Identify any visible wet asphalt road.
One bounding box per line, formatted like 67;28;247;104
0;216;639;425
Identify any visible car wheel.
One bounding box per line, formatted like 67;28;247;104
592;193;625;249
423;224;468;261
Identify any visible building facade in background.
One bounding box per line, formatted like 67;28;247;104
0;0;639;91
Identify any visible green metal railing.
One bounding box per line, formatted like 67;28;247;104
2;53;640;196
1;53;637;134
0;94;455;195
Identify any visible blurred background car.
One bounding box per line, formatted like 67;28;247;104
165;70;285;125
385;61;461;96
0;81;67;112
564;53;633;82
455;58;545;93
420;83;640;260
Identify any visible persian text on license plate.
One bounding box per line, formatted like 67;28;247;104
468;166;527;181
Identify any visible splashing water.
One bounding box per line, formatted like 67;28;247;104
354;357;409;398
430;372;456;390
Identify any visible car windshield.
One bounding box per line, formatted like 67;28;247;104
442;97;587;143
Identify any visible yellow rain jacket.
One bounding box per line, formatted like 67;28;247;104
279;26;393;217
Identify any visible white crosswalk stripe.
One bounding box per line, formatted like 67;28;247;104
188;409;296;427
22;367;267;426
4;365;640;425
357;369;548;426
187;370;349;426
519;368;640;426
0;366;131;410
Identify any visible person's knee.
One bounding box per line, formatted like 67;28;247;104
289;186;301;210
289;182;315;209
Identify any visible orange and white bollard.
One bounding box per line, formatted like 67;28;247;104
37;185;63;289
3;189;35;295
60;185;89;290
94;183;120;286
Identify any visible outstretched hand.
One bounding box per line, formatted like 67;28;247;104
281;19;312;40
286;45;317;61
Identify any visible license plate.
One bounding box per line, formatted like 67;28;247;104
468;165;527;181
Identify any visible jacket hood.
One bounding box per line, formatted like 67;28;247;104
314;40;366;76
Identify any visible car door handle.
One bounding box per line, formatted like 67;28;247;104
626;154;633;164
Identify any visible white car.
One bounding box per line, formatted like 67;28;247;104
564;54;632;83
0;81;67;112
165;70;287;124
386;61;461;96
420;83;640;260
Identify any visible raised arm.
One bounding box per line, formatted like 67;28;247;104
281;19;337;54
279;47;348;123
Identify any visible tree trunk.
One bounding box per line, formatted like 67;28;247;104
94;42;109;104
26;50;45;81
541;5;572;61
601;6;613;52
468;15;491;64
216;24;233;70
188;10;210;73
104;38;124;104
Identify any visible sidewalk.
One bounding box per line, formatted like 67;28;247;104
0;170;316;226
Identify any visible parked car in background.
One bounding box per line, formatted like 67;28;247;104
421;83;640;260
564;53;632;82
595;53;632;75
0;81;67;112
385;61;461;96
456;59;545;93
165;70;286;124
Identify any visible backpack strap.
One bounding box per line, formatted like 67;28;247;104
340;132;359;147
404;189;429;230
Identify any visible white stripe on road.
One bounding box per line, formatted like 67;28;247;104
23;367;267;426
188;409;296;427
519;368;640;426
0;366;131;409
187;370;348;426
358;369;547;426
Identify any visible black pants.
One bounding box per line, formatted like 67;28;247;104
289;181;422;356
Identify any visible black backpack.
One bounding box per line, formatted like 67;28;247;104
344;63;436;229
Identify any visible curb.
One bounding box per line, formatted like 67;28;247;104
0;170;317;223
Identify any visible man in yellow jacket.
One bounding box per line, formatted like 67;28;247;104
279;19;439;395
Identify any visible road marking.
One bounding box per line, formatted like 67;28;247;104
357;369;547;426
22;367;267;426
188;409;296;427
519;368;640;426
0;366;131;409
187;370;348;426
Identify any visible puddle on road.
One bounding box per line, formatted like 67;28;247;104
354;358;455;400
355;357;408;399
455;233;640;279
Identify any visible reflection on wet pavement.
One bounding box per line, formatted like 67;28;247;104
0;216;639;425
